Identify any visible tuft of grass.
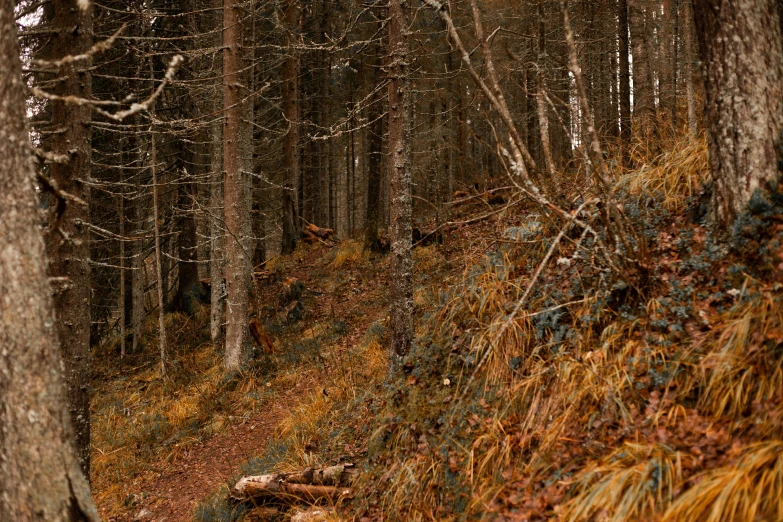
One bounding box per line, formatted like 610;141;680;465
692;292;783;432
562;443;686;522
330;240;367;269
664;440;783;522
413;245;445;273
618;134;709;210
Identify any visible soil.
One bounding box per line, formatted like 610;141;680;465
119;382;311;522
103;242;391;522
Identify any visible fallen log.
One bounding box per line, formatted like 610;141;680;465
231;464;356;503
301;224;335;244
291;507;334;522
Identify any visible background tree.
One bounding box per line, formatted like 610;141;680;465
39;0;94;476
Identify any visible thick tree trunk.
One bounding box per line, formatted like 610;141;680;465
388;0;414;369
131;189;146;353
629;0;656;140
223;0;252;371
43;0;93;477
693;0;783;227
281;0;301;255
0;2;100;518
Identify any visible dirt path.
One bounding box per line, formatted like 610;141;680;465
113;247;387;522
122;381;311;522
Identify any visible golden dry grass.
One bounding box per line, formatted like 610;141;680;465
330;240;368;269
619;134;709;210
664;440;783;522
562;443;686;522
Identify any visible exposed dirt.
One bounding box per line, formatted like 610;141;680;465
102;242;392;522
118;381;312;522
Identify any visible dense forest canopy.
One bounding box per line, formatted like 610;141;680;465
1;0;782;520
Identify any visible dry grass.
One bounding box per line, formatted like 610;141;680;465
619;134;709;210
91;316;268;517
360;129;783;521
413;245;446;273
330;240;368;269
693;293;783;430
664;440;783;522
562;443;686;522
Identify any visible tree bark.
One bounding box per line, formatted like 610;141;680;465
173;176;200;313
43;0;93;477
629;0;656;141
223;0;253;372
388;0;414;368
364;31;384;252
537;0;557;180
683;0;699;136
281;0;301;255
0;2;100;518
659;0;677;126
210;1;225;345
619;0;633;161
693;0;783;227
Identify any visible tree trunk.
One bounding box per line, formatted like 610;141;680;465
210;1;225;344
150;123;168;375
173;177;200;313
629;0;656;141
281;0;301;255
693;0;783;227
364;28;384;252
619;0;632;161
388;0;414;369
537;0;557;180
223;0;252;372
0;2;100;518
659;0;676;126
683;0;699;136
43;0;93;477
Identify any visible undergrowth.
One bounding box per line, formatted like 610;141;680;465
348;133;783;521
192;133;783;522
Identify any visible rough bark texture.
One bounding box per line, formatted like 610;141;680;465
43;0;94;477
223;0;252;371
209;114;225;343
693;0;783;226
388;0;414;367
629;0;656;139
0;2;100;519
210;1;225;343
281;0;301;255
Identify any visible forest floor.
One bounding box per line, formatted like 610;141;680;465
94;134;783;522
91;234;415;521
